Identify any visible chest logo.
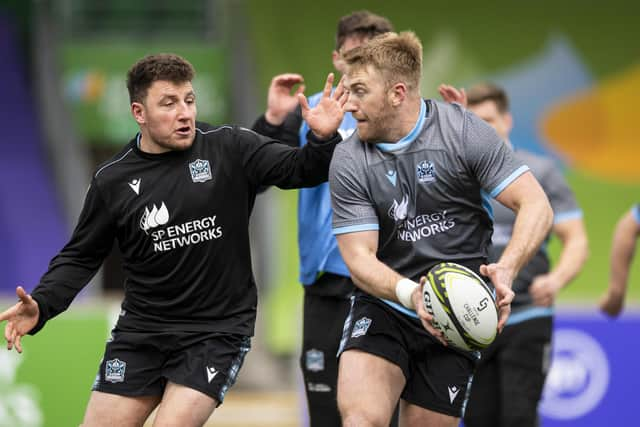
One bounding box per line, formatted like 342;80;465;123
385;170;397;186
140;202;170;233
189;159;212;183
128;178;141;195
417;160;436;183
388;194;409;221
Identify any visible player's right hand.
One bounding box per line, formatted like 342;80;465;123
265;73;306;126
599;289;624;317
0;286;40;353
414;276;447;346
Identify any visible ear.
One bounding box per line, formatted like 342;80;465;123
388;82;407;107
504;112;514;134
131;102;145;125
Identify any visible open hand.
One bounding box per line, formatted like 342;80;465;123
0;286;39;353
265;73;306;125
300;73;347;140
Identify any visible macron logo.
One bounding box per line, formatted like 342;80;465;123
385;170;397;186
129;178;141;195
206;366;218;383
448;385;460;404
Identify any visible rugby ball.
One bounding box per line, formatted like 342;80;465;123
422;262;498;351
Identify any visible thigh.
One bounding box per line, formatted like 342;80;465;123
400;400;460;427
82;391;160;427
163;333;251;405
498;317;552;427
402;341;477;418
338;350;405;426
152;382;218;427
92;329;167;397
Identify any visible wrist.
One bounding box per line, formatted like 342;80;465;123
265;110;286;126
395;278;419;310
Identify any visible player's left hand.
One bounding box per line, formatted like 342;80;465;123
529;273;561;307
480;263;515;332
300;73;347;140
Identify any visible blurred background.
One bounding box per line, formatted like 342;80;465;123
0;0;638;425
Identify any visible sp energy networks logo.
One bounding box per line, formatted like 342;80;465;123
139;201;223;252
140;202;170;233
540;329;610;420
388;194;456;242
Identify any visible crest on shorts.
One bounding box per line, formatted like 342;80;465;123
189;159;212;183
352;317;372;338
105;358;126;383
416;160;436;183
305;349;325;372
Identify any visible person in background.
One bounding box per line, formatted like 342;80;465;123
439;82;589;427
252;10;396;427
600;204;640;317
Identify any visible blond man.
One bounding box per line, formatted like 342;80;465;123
328;32;553;426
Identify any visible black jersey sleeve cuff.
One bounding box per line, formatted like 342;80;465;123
27;293;49;336
305;130;342;147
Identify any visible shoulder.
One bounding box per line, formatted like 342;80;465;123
93;141;137;181
195;121;236;139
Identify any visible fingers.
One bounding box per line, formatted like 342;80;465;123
298;93;310;114
322;73;335;98
333;75;346;99
16;286;30;304
497;304;511;332
272;73;304;87
294;84;306;97
14;334;22;353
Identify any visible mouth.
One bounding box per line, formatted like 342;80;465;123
175;126;192;136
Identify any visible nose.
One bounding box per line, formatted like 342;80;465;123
344;94;357;113
177;101;196;120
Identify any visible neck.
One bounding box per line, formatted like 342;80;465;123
387;97;422;142
138;129;170;154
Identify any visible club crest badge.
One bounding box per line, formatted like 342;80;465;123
105;358;126;383
305;349;325;372
189;159;212;183
351;317;372;338
416;160;436;183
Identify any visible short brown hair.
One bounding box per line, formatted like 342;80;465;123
335;10;394;50
126;53;195;104
343;31;422;92
466;83;510;113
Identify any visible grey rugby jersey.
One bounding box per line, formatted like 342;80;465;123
330;100;528;317
490;150;582;323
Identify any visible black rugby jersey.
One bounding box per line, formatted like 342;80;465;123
29;121;340;336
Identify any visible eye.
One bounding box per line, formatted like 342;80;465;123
163;101;174;107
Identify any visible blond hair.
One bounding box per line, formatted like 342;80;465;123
343;31;422;92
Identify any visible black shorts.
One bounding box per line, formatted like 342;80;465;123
92;328;251;406
339;293;478;417
464;315;553;427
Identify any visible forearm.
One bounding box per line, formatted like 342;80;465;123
609;221;638;296
549;228;589;288
499;198;553;278
347;252;404;301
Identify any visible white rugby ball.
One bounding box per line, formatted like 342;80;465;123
422;262;498;351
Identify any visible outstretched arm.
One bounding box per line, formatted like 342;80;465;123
0;286;40;353
600;209;640;317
